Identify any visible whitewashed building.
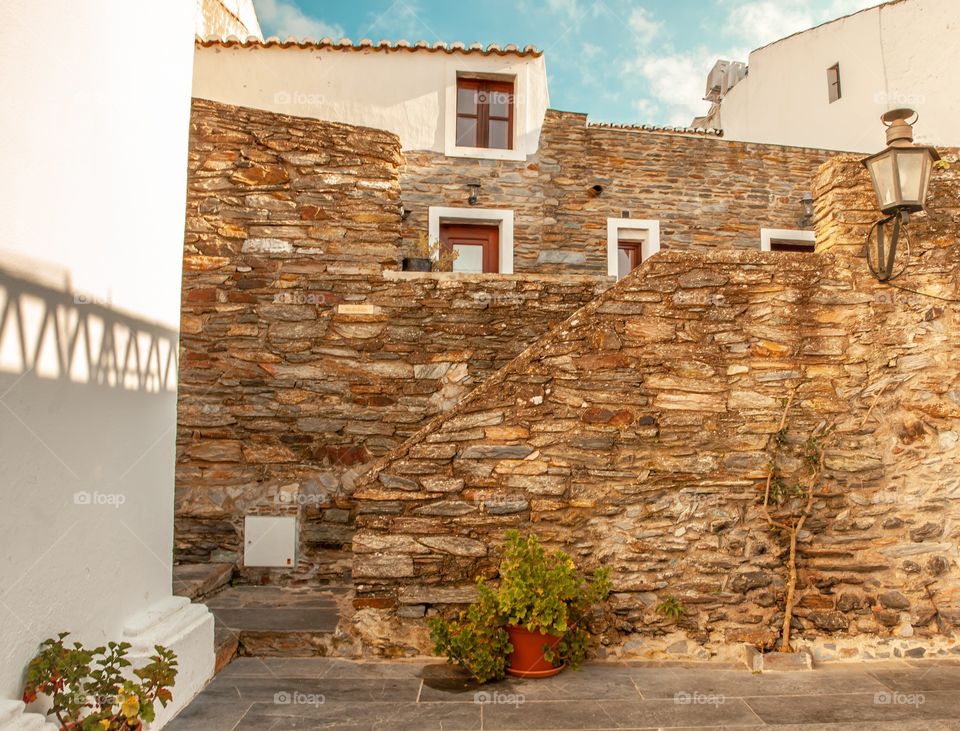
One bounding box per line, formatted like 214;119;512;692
693;0;959;152
0;2;214;728
193;37;550;161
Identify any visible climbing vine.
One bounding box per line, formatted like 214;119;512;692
760;390;833;652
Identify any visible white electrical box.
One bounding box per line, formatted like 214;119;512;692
243;515;298;568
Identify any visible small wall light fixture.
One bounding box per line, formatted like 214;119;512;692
798;193;814;228
466;180;481;205
862;108;939;281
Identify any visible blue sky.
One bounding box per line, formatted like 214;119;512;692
252;0;879;126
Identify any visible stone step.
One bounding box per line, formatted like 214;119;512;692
206;584;356;659
172;561;234;600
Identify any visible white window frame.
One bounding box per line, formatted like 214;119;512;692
428;206;514;274
444;61;528;162
607;218;661;279
760;228;816;252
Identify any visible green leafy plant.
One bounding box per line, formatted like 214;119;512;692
403;231;459;272
655;594;687;623
22;632;177;730
428;582;512;683
429;531;611;682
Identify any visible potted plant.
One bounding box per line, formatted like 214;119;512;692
21;632;177;730
401;232;459;272
429;531;611;682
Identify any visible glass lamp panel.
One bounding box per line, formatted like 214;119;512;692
894;149;926;204
453;244;484;273
866;151;898;211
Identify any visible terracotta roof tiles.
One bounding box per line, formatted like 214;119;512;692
196;35;542;57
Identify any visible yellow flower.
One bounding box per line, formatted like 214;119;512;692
99;720;110;730
120;694;140;719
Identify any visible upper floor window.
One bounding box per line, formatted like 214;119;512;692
827;63;841;103
456;77;514;150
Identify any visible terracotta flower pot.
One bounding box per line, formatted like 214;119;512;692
505;625;566;678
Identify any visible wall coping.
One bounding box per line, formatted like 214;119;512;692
383;270;614;285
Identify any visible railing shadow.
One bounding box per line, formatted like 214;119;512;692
0;266;178;392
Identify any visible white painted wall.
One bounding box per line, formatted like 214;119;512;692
718;0;959;152
192;44;550;159
0;1;212;728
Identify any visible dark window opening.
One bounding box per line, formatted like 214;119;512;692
456;78;514;150
827;63;841;103
770;239;816;253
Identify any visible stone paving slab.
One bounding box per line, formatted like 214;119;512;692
166;658;960;730
626;666;891;699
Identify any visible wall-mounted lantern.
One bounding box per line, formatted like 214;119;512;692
862;108;939;281
466;180;481;206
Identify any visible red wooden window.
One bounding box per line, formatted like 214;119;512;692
617;240;642;278
456;78;514;150
440;224;500;273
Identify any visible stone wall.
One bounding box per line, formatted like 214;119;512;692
351;155;960;659
400;110;835;273
177;99;610;566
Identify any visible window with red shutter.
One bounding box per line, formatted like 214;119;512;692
455;78;514;150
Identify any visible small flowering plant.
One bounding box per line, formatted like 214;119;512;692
429;531;611;682
22;632;177;730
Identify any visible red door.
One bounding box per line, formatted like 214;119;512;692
440;224;499;273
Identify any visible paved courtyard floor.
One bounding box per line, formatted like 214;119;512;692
166;656;960;730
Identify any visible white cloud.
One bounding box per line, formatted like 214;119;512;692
626;50;720;126
720;0;880;51
627;7;662;45
254;0;343;39
366;2;436;41
621;0;879;126
547;0;581;20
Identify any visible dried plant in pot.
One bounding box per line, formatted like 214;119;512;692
21;632;178;730
401;232;459;272
429;531;611;682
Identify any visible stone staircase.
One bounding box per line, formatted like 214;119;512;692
173;551;358;674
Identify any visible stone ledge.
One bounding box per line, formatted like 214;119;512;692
383;270;614;284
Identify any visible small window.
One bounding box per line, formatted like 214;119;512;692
827;63;841;103
760;228;815;252
607;218;660;279
456;78;514;150
440;223;500;273
617;230;646;278
770;239;815;253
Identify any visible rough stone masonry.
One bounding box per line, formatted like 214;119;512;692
351;153;960;660
176;99;610;571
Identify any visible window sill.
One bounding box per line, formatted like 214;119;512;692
443;145;526;162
